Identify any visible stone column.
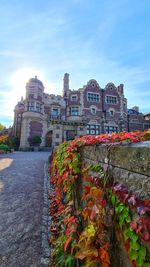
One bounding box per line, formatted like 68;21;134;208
19;117;30;148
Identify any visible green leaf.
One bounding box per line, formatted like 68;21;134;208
125;216;131;223
143;263;150;267
138;245;146;260
65;254;75;267
115;204;124;214
119;216;125;227
124;229;129;240
56;250;65;266
111;195;116;206
122;207;129;218
131;233;139;243
73;166;80;174
129;249;138;260
130;240;140;250
123;227;133;240
136;256;144;267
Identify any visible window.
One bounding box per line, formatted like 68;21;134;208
91;83;96;87
91;108;96;114
71;95;77;101
87;93;100;102
28;101;34;111
87;125;100;135
144;123;150;130
70;107;79;116
56;134;59;138
106;96;117;104
55;142;60;146
109;110;114;116
51;108;59;118
105;126;118;134
36;102;42;112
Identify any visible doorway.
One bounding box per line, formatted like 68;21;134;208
45;131;52;147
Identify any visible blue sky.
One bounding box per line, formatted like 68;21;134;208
0;0;150;127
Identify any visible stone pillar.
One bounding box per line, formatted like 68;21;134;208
19;118;30;148
52;124;63;148
41;120;48;147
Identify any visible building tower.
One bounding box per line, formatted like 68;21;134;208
25;75;44;112
19;76;45;148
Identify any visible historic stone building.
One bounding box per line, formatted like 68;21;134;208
13;73;149;149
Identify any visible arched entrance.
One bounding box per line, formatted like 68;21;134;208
45;131;53;147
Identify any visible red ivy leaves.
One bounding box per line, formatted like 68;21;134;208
49;130;149;266
99;243;110;267
112;182;150;242
64;236;72;252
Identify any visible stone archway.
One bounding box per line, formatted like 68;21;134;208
45;131;53;147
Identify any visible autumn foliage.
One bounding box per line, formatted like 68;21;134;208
0;134;9;145
49;131;150;267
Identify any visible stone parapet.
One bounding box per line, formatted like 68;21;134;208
81;141;150;198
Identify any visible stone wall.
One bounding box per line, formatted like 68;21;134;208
80;141;150;267
81;141;150;199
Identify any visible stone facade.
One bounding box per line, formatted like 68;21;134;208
13;73;150;149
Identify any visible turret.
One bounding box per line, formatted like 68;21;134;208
25;76;44;113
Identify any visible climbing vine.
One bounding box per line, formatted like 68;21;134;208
49;131;150;267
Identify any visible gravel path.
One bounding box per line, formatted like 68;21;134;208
0;152;50;267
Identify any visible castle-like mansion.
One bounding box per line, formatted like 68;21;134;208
13;73;150;149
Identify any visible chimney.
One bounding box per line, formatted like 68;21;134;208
63;73;69;96
117;84;124;94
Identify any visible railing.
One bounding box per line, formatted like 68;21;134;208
49;114;62;120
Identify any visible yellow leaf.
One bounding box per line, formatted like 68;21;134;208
86;223;96;238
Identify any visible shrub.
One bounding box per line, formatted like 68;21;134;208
0;144;9;152
28;136;42;146
9;136;20;149
143;130;150;141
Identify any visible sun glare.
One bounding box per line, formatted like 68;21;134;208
5;68;57;123
8;68;44;116
10;68;43;99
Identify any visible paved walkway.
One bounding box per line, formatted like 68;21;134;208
0;152;50;267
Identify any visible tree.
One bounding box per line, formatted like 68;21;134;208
0;135;9;145
0;123;6;132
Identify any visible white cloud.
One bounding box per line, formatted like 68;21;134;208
0;51;25;57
